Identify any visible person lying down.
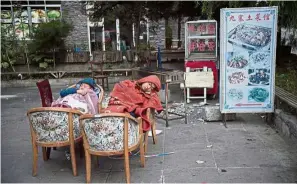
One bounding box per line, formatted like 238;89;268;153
103;75;163;132
51;78;99;114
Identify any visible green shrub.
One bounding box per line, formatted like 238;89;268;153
276;69;297;95
1;24;19;72
29;20;72;68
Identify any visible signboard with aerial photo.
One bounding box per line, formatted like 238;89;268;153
220;7;278;113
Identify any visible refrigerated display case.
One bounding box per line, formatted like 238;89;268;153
184;20;218;97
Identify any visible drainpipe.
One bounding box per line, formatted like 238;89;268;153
116;18;120;51
132;23;135;48
102;18;105;51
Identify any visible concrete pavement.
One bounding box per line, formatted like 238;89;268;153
1;85;297;183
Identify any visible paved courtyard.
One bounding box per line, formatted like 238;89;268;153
1;85;297;183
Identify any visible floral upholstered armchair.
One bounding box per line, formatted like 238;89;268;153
80;113;146;183
27;107;83;177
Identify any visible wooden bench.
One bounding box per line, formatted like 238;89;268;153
264;86;297;124
102;69;132;76
275;86;297;112
1;71;67;79
151;50;185;62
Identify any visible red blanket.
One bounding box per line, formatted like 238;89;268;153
103;75;163;131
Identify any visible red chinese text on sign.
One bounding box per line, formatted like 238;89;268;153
255;13;261;21
188;25;195;32
198;40;206;51
263;14;270;20
189;41;196;52
246;14;253;21
208;39;215;51
207;24;215;35
198;24;206;33
229;15;236;21
238;15;244;22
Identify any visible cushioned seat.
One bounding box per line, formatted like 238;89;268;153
83;116;139;152
27;107;83;177
29;111;81;142
80;113;146;183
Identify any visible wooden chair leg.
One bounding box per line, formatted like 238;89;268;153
32;141;38;176
70;143;77;176
144;132;149;154
124;146;131;184
151;121;157;145
42;147;48;161
139;135;145;168
85;151;91;183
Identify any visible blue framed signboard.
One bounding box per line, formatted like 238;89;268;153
220;7;278;113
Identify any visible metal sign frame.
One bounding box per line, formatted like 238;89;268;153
220;6;278;113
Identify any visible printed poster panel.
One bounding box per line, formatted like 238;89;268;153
220;7;278;113
1;10;13;23
14;9;30;39
46;9;61;21
31;9;47;23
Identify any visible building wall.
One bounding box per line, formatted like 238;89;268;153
149;19;166;49
61;1;89;51
60;1;188;52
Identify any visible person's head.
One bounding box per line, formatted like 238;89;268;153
79;83;92;90
77;78;96;90
137;75;161;94
141;82;156;94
